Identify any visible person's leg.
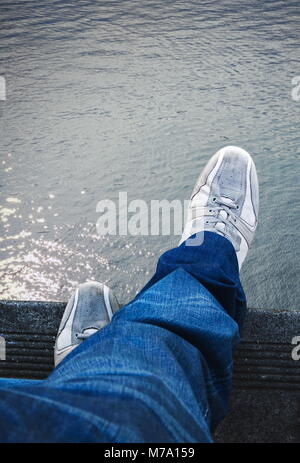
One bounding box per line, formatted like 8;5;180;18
0;378;42;388
0;145;258;443
0;232;241;443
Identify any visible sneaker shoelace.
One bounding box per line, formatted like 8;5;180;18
76;333;92;340
192;195;239;236
75;328;99;340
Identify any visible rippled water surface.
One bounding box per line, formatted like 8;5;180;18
0;0;299;309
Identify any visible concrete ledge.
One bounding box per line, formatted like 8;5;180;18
215;309;300;443
0;301;299;442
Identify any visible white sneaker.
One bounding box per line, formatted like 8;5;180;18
54;282;120;366
180;146;259;269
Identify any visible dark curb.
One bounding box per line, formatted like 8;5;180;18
0;301;299;442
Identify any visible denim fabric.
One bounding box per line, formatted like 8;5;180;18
0;232;246;442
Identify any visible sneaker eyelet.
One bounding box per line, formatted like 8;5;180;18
212;197;216;202
236;205;240;210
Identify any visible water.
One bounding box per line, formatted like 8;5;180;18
0;0;299;310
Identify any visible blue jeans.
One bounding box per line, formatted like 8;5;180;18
0;232;246;442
